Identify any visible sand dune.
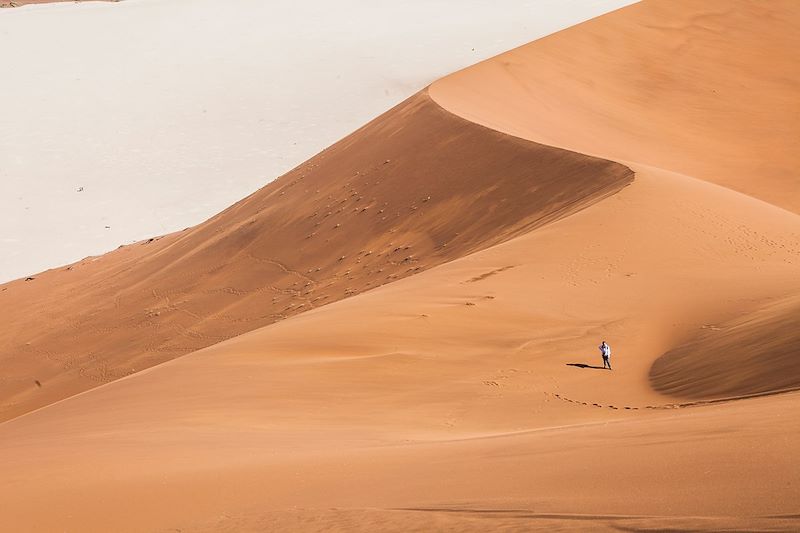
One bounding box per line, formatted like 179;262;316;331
2;0;800;531
430;0;800;401
0;91;631;422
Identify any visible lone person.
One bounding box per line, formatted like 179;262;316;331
599;341;612;370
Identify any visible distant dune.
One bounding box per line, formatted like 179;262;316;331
1;0;799;531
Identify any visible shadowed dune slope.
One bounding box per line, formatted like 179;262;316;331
650;293;800;400
0;91;632;421
430;0;800;213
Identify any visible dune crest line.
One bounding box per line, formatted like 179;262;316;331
0;90;632;422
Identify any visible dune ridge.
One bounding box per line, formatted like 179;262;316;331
429;0;800;213
1;0;637;284
0;91;632;422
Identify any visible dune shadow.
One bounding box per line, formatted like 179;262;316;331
566;363;608;370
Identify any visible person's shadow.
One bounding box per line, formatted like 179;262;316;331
566;363;608;370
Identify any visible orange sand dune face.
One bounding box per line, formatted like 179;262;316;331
0;92;632;421
430;0;800;213
650;293;800;400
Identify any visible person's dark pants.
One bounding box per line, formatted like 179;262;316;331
603;356;612;370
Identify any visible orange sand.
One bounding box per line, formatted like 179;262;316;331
1;0;799;531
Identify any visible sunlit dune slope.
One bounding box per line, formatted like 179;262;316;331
430;0;800;213
650;293;800;400
0;91;632;421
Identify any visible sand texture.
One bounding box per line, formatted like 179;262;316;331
1;0;799;531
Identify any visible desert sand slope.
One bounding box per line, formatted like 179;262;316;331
1;162;799;531
650;292;800;399
0;91;632;422
430;0;800;213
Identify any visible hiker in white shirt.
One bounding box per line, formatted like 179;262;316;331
599;341;612;370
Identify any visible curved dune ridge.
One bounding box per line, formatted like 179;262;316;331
2;1;800;531
0;91;632;422
1;0;637;284
430;0;800;400
650;294;800;400
430;0;800;213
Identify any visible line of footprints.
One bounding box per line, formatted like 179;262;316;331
548;392;729;411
